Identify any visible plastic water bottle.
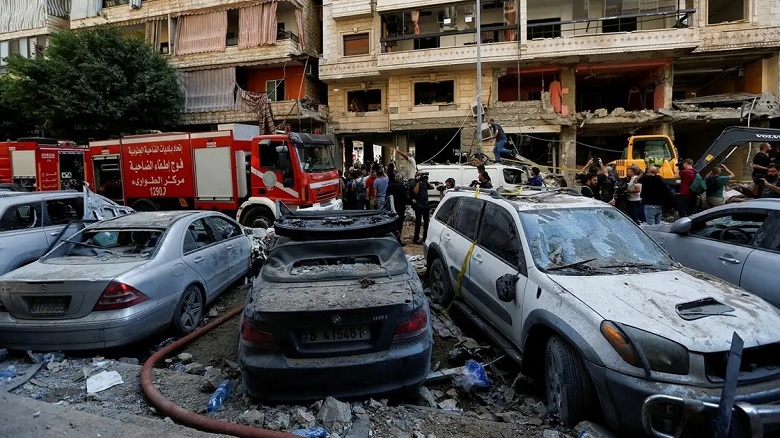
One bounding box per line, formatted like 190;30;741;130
206;380;233;413
292;428;329;438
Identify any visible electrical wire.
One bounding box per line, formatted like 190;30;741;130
420;113;471;164
522;132;623;154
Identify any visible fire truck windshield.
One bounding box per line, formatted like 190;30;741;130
296;144;337;173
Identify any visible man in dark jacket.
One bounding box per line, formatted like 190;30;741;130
638;166;670;225
387;173;409;243
411;171;433;245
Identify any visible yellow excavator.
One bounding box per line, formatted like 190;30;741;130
609;126;780;183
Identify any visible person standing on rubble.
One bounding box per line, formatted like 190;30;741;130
489;119;513;162
395;149;418;183
374;167;390;209
638;166;670;225
387;173;410;244
704;164;734;207
411;171;433;245
675;159;697;217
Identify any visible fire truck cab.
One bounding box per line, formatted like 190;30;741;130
0;138;89;191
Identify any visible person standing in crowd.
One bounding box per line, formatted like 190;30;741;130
411;171;433;245
760;164;780;198
526;166;544;186
387;173;409;244
489;118;513;162
365;166;377;209
374;168;390;209
338;170;346;202
580;173;599;199
343;170;358;209
625;165;643;224
752;143;772;197
478;171;493;189
704;164;734;208
638;166;669;225
387;162;397;182
437;178;455;197
675;159;697;217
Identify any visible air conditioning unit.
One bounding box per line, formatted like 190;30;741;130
470;102;487;117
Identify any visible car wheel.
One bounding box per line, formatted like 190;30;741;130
545;335;597;426
243;207;274;229
428;257;454;307
172;285;204;335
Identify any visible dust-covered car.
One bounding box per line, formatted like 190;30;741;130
0;211;253;350
239;207;432;400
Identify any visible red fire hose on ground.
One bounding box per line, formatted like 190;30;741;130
140;305;297;438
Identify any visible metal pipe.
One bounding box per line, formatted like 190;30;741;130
476;0;483;148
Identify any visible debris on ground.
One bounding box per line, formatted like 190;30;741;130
452;360;490;392
407;254;426;272
359;277;376;288
86;370;124;394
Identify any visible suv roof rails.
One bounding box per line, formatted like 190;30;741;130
451;185;581;201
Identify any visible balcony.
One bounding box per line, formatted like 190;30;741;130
181;99;328;125
332;0;372;19
73;0;304;26
377;41;519;70
170;34;302;70
524;5;700;60
320;60;380;81
376;0;464;13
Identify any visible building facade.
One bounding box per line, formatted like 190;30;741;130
0;0;71;74
66;0;327;133
320;0;780;179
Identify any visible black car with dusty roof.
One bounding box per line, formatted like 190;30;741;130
238;205;432;400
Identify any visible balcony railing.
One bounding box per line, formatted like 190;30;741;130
526;8;695;39
277;30;300;45
381;24;519;53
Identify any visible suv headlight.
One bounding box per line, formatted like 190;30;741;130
600;321;689;375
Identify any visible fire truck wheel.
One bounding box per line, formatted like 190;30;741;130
132;199;159;212
242;207;274;230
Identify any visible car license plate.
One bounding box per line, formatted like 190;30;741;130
304;326;370;344
30;297;69;315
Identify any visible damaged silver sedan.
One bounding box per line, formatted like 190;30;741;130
0;211;253;350
239;207;433;400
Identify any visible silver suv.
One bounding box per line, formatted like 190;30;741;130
0;189;133;276
424;186;780;435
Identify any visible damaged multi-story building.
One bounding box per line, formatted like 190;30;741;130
65;0;327;133
320;0;780;179
0;0;70;74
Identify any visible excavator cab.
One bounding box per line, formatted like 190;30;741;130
611;135;678;182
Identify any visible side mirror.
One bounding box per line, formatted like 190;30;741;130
275;145;289;154
496;274;518;303
670;217;692;234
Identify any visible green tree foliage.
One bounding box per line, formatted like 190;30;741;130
2;26;183;142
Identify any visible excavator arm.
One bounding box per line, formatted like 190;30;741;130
693;126;780;172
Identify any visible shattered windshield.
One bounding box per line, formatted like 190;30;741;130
58;229;163;259
296;144;337;173
518;207;674;275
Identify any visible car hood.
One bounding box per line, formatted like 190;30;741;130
0;257;148;282
548;268;780;353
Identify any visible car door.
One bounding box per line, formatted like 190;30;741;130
469;202;528;337
182;218;223;296
740;211;780;308
204;215;250;283
662;208;769;287
0;201;46;274
42;196;84;247
443;197;486;306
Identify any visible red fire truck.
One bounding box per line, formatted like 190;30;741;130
0;138;91;191
88;124;342;228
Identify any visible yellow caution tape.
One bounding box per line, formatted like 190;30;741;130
449;239;478;312
474;187;480;197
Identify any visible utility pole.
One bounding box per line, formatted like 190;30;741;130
475;0;483;150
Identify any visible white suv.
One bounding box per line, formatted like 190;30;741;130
424;186;780;435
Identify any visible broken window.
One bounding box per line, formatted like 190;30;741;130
343;33;370;56
347;90;382;112
527;18;561;39
414;36;440;50
602;17;637;33
266;80;285;102
0;203;41;231
708;0;746;24
414;81;455;105
226;9;239;46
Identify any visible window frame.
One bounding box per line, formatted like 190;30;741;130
706;0;749;25
450;197;485;241
343;32;371;57
266;79;285;102
346;89;383;113
0;202;42;232
689;208;773;250
434;197;459;225
43;197;84;226
476;202;524;269
205;215;243;242
183;218;218;254
413;80;456;106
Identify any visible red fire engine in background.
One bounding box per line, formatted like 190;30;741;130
87;124;342;228
0;138;91;191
